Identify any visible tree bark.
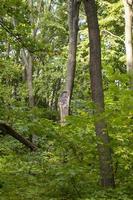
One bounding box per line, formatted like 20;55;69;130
21;49;34;107
123;0;133;88
83;0;115;187
26;53;34;107
0;122;37;151
21;0;44;108
58;0;81;123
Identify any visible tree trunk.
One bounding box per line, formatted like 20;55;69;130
58;0;81;124
21;49;34;107
27;53;34;107
83;0;115;187
0;122;37;151
21;0;44;107
123;0;133;88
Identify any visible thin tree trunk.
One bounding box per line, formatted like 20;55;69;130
83;0;115;187
123;0;133;88
6;42;10;57
0;122;37;151
66;0;81;100
48;0;53;11
21;0;43;107
27;53;34;107
21;49;34;107
59;0;81;124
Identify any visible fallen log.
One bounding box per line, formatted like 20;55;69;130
0;122;37;151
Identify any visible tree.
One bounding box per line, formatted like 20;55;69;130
59;0;81;123
83;0;115;187
21;50;34;107
21;0;44;107
123;0;133;88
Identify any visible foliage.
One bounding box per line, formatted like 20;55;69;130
0;0;133;199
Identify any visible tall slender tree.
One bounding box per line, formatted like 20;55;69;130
83;0;115;187
123;0;133;88
21;49;34;107
21;0;44;107
59;0;81;123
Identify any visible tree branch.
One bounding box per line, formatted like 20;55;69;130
0;122;37;151
101;29;124;42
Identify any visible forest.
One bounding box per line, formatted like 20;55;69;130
0;0;133;199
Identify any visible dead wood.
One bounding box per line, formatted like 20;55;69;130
0;122;37;151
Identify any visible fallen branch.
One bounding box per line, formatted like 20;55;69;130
0;122;37;151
